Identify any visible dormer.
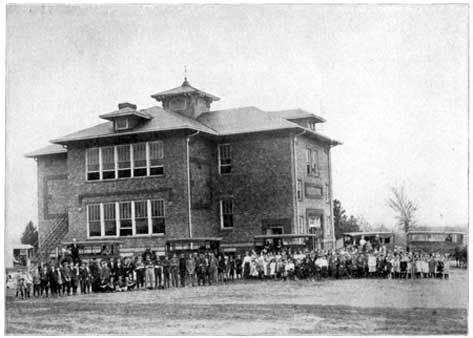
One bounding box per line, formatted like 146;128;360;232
269;108;326;131
99;102;152;132
151;79;220;119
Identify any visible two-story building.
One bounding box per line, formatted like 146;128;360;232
26;78;341;257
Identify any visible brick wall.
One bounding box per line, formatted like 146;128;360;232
212;132;294;245
36;153;69;245
64;131;190;250
295;134;334;246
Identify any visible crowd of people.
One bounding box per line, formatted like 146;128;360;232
13;238;453;300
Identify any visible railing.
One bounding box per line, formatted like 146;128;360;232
38;213;69;260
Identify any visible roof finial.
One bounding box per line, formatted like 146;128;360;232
182;65;190;86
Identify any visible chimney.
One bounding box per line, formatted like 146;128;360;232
118;102;137;110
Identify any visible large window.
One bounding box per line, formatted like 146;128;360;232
103;203;117;236
151;199;165;234
133;143;147;177
218;144;232;174
220;199;234;228
85;141;165;181
87;204;101;237
87;199;166;238
117;145;131;178
134;201;149;235
149;141;164;176
102;146;116;180
86;148;100;181
119;202;133;236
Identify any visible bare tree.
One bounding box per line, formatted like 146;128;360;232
387;186;418;233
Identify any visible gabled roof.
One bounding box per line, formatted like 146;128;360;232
24;144;67;158
197;106;299;135
151;79;220;102
51;106;218;144
270;108;326;123
99;107;152;121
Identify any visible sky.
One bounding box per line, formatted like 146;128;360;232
5;4;469;253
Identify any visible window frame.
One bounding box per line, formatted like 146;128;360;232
86;148;101;181
150;199;166;234
149;141;165;176
87;204;102;237
297;180;303;201
218;144;232;174
115;118;129;131
220;199;234;229
134;200;150;236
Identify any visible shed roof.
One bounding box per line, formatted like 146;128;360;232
24;144;67;158
269;108;326;123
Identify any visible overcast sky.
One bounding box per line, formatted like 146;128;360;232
5;4;468;252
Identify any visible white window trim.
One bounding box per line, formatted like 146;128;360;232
218;143;232;175
220;199;234;229
115;118;129;131
150;199;166;234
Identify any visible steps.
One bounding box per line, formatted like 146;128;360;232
38;214;69;260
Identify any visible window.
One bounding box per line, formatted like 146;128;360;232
149;141;164;176
220;199;234;228
101;146;116;180
325;184;330;202
218;144;232;174
308;214;322;230
297;180;303;201
115;118;129;131
85;141;165;181
306;148;319;176
103;203;117;236
119;202;133;236
86;148;100;180
87;204;101;237
134;201;149;235
325;216;331;236
133;143;147;177
117;145;131;178
306;149;312;175
151;199;165;234
298;216;305;234
308;121;316;131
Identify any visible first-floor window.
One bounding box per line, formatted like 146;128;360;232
151;199;165;234
119;202;133;236
103;203;117;236
220;199;234;228
87;204;101;237
134;201;149;235
298;216;305;234
308;214;322;231
325;216;331;236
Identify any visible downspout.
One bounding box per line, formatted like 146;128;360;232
186;130;200;239
292;129;306;234
328;144;335;249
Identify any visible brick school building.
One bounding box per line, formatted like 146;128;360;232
26;78;341;258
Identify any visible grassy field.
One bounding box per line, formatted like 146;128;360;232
5;269;467;335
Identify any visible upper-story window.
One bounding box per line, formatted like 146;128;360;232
220;199;234;229
149;141;164;176
133;143;147;177
297;180;303;201
102;146;116;180
117;145;131;178
115;118;129;131
86;148;100;181
308;121;316;131
306;148;319;177
325;183;330;202
218;144;232;174
85;141;165;181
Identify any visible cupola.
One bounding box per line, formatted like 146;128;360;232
151;78;220;119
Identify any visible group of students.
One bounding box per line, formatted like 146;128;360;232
13;243;452;300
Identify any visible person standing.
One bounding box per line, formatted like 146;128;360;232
144;254;155;290
170;254;179;287
40;265;49;298
179;254;187;287
162;255;170;289
186;253;196;287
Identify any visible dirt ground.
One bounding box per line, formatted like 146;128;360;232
5;269;467;335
